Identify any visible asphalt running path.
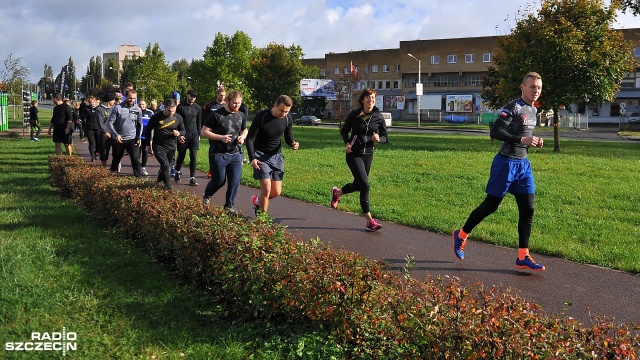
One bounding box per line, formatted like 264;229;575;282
71;135;640;326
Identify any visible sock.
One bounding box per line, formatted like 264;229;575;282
518;248;529;260
458;229;469;240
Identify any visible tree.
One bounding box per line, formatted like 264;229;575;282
1;53;30;120
124;43;177;103
246;42;308;111
171;58;191;95
190;31;254;108
104;58;119;86
621;0;640;15
330;63;363;122
482;0;634;152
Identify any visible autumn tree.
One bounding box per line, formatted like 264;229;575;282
123;43;177;103
330;64;363;121
482;0;634;152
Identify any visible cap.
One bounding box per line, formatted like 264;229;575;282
62;97;69;101
171;91;180;100
103;93;116;102
187;89;197;97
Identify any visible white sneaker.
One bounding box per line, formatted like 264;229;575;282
141;167;148;176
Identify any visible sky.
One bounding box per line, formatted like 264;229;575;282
3;0;640;82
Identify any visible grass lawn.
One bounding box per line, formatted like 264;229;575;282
0;122;342;359
191;125;639;274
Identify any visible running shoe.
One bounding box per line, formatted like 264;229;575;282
141;167;149;176
189;178;199;186
452;229;467;260
174;170;181;182
117;162;121;173
207;170;212;178
365;219;382;232
331;187;341;209
515;255;546;271
170;166;175;177
251;195;260;216
203;196;211;205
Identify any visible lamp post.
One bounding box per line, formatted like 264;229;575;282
109;66;120;88
407;54;421;128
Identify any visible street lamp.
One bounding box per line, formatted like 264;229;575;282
407;54;422;128
109;66;120;87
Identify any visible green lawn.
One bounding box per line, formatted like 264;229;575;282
197;126;638;273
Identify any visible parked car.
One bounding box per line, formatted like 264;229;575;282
295;115;321;126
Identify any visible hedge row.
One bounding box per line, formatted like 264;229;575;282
49;155;639;359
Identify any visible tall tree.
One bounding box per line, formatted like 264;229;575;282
246;42;307;111
104;58;119;86
126;42;177;103
0;53;29;120
190;31;254;107
171;58;191;95
621;0;640;15
482;0;634;152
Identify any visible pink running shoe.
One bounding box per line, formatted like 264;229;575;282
331;187;341;209
366;219;382;232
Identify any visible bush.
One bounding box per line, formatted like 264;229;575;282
49;155;640;359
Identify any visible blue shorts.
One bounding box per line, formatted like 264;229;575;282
253;151;285;181
485;154;535;198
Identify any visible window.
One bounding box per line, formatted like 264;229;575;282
447;54;457;64
385;81;391;89
356;66;361;74
465;74;483;86
634;48;640;57
320;68;325;77
383;64;390;72
364;66;369;74
393;80;399;89
333;67;340;75
433;74;461;87
482;53;492;62
377;81;384;89
465;54;475;63
371;65;378;73
344;67;350;74
370;81;376;88
394;64;400;72
430;55;440;65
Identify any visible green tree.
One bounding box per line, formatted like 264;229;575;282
482;0;634;152
621;0;640;15
171;58;191;95
246;42;308;111
190;31;254;107
125;43;177;104
104;58;119;86
0;53;29;120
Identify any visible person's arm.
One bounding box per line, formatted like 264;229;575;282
245;114;261;161
490;111;522;144
107;106;119;138
376;114;389;144
65;106;74;134
196;106;203;137
283;114;298;149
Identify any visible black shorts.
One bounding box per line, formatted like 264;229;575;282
52;127;72;144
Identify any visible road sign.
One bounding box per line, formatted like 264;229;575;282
619;108;626;115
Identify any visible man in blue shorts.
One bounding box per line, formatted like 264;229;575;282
452;72;546;271
245;95;299;216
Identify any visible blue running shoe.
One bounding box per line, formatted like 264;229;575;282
515;255;546;271
452;229;466;260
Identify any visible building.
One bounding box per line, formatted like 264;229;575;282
303;29;640;125
102;44;145;78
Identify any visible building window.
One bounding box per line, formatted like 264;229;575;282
356;66;361;74
394;64;400;72
385;81;391;89
320;68;325;77
447;54;457;64
465;74;483;86
465;54;475;63
334;67;340;75
344;67;350;74
431;55;440;65
634;48;640;57
383;64;390;72
482;53;492;62
371;65;378;73
393;80;399;89
433;74;461;87
370;81;376;88
364;66;369;74
377;81;384;89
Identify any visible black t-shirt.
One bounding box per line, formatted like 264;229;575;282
144;111;185;149
51;103;73;128
204;107;247;154
245;109;294;161
491;98;537;159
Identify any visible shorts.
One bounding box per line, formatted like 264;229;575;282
52;127;73;144
252;151;285;181
485;154;535;198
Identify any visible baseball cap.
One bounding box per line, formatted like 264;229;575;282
187;89;197;97
171;91;180;100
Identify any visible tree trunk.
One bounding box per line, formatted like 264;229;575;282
553;109;561;152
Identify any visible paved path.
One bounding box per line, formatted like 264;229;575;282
71;135;640;326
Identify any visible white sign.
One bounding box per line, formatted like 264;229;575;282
416;83;423;96
619;102;626;109
300;79;336;100
445;95;474;113
5;328;77;357
620;108;626;114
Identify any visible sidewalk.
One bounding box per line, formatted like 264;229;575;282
72;135;640;325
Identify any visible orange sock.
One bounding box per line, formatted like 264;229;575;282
458;229;469;240
518;248;529;260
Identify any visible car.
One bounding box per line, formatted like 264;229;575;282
295;115;321;126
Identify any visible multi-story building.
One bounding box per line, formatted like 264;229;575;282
102;44;145;77
304;29;640;125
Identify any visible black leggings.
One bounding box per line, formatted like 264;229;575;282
341;152;373;214
462;193;535;249
85;129;101;160
154;145;176;187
